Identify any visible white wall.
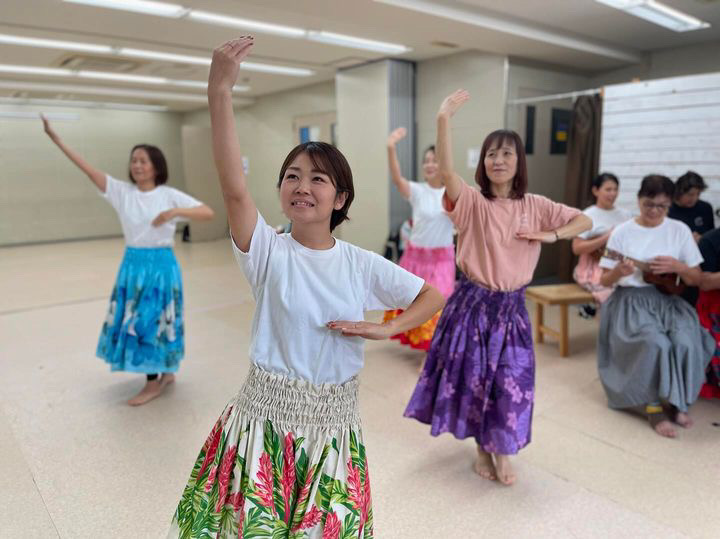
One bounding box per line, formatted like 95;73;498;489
182;80;336;230
0;107;186;246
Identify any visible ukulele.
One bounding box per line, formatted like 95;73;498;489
603;248;686;296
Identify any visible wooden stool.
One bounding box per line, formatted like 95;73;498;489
525;284;595;357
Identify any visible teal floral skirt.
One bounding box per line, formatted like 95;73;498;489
96;247;184;374
168;365;373;539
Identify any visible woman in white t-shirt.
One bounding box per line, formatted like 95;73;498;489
168;37;445;537
382;127;456;351
598;174;713;439
572;173;632;314
41;116;214;406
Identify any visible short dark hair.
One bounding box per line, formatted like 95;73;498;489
423;145;436;157
128;144;168;185
675;170;706;197
277;142;355;232
475;130;528;199
592;172;619;190
638;174;674;199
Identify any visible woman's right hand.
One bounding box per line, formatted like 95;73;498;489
615;259;635;277
387;127;407;148
40;114;59;142
208;35;254;94
437;89;470;119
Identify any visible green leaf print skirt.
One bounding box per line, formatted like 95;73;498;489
168;364;374;539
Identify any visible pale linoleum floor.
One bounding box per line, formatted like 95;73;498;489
1;238;718;539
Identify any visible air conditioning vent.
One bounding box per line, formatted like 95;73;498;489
323;56;371;69
55;54;142;72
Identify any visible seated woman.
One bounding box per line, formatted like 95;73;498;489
572;172;632;317
669;170;714;242
598;174;713;438
695;228;720;399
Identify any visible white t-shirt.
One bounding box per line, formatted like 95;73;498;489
408;182;454;248
101;175;203;247
577;205;632;239
599;218;703;288
233;212;425;384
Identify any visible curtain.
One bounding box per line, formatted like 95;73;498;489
558;94;603;282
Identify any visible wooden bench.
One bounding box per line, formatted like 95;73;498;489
525;284;594;357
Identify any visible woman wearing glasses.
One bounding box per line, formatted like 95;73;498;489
597;174;713;438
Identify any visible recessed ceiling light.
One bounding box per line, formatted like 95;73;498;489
595;0;710;32
187;11;306;38
0;96;169;112
306;31;410;54
0;33;113;54
63;0;188;18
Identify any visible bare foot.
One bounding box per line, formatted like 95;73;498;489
648;413;677;438
160;373;176;388
128;379;165;406
493;454;516;486
473;446;496;481
674;411;693;429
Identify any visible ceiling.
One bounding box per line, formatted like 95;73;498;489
1;0;718;111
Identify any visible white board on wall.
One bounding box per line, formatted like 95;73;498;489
600;72;720;224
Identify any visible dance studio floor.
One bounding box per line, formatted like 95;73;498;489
1;238;718;539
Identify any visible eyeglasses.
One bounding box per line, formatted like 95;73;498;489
641;201;671;212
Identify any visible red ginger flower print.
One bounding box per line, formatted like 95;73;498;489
256;452;276;514
290;465;316;532
204;465;217;493
282;433;296;523
229;492;245;538
215;445;238;512
347;457;371;533
198;417;224;480
322;512;341;539
295;505;323;531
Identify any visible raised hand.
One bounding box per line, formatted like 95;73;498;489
438;89;470;119
387;127;407;147
208;35;254;93
152;209;177;227
40;114;59;142
326;320;395;340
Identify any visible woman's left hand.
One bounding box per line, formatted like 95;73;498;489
327;321;395;340
516;230;556;243
649;256;685;274
152;209;177;227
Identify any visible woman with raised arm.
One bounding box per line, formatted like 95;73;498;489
168;36;445;538
41;116;214;406
404;90;591;486
383;128;455;352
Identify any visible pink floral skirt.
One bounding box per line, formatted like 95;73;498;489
168;365;373;539
384;242;455;350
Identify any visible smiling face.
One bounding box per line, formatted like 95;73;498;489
422;149;440;185
593;179;619;209
279;151;348;230
129;148;157;187
484;138;518;187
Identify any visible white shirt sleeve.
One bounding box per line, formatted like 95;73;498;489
408;181;421;205
231;211;276;293
577;207;595;240
677;224;704;267
101;174;130;211
167;187;203;221
364;252;425;311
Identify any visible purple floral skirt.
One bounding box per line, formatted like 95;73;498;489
404;275;535;455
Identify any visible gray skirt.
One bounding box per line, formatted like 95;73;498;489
598;286;713;412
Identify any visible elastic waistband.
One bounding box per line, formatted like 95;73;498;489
404;242;455;262
233;364;361;430
122;246;176;263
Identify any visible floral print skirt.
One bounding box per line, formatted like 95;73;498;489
383;242;455;351
96;247;184;374
404;275;535;455
168;365;373;539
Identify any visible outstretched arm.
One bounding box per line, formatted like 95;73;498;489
41;114;106;192
572;231;611;255
151;205;215;227
436;89;470;203
207;35;257;252
387;127;411;199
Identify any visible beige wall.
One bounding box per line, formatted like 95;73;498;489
416;50;507;187
0;107;186;246
182;81;337;231
592;40;720;86
336;61;390;252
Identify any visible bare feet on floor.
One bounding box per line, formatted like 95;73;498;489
127;374;175;406
674;412;693;428
473;446;496;481
493;454;516;486
648;412;676;438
